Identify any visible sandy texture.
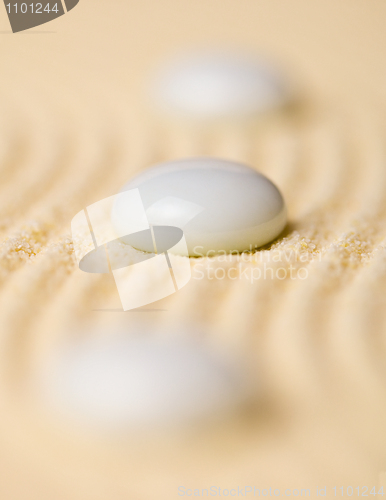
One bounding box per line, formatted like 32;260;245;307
0;1;386;498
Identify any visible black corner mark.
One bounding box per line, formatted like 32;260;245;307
3;0;79;33
64;0;78;12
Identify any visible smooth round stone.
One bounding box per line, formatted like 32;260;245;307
42;333;249;430
113;158;286;256
152;51;290;120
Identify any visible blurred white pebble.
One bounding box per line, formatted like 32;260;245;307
42;331;251;430
151;51;291;120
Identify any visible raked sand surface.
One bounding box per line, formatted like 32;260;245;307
0;1;386;498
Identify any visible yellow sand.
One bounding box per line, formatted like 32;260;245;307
0;1;386;498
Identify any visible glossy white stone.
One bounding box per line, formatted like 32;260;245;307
43;333;249;430
113;158;286;256
152;52;290;120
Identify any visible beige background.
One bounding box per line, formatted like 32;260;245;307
0;1;386;498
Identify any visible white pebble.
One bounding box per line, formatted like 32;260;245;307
113;158;286;256
42;333;249;430
152;52;290;120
